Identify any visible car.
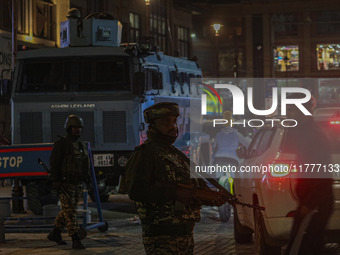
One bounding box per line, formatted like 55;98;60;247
313;106;340;122
233;107;340;255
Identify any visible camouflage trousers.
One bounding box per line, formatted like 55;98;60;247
143;234;194;255
54;183;81;236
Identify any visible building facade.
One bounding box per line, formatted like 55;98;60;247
191;0;340;106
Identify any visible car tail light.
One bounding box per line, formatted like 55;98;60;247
267;160;297;178
263;160;299;197
180;146;190;156
286;210;296;217
264;159;300;203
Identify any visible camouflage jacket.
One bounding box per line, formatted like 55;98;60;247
49;135;89;185
126;139;205;225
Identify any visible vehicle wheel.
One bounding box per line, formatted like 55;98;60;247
26;182;43;215
98;220;109;232
254;208;281;255
219;203;232;222
89;193;110;202
40;184;59;206
233;207;252;243
26;181;58;215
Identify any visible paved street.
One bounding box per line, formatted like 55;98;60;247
0;206;255;255
0;184;340;254
0;183;256;254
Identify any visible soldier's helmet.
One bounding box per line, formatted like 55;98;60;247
143;102;179;123
64;115;84;129
66;8;81;19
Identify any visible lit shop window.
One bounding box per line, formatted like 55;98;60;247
274;46;299;72
317;44;340;71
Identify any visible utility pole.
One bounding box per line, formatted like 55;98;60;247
11;0;17;71
145;0;150;37
212;24;222;78
11;0;24;214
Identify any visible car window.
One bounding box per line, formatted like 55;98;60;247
247;130;264;158
247;129;274;158
314;108;340;117
281;128;298;153
257;129;274;155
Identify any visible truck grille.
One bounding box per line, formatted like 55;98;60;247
103;111;127;143
20;112;43;143
51;112;95;146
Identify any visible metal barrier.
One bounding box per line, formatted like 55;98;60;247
0;142;108;241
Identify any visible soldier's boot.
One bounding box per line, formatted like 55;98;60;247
47;227;67;245
71;233;85;249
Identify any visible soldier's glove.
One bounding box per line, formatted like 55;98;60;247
175;186;196;205
175;184;228;207
193;189;228;207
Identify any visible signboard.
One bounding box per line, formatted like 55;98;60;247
0;144;53;178
93;153;114;167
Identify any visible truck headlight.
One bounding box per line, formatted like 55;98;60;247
118;156;128;167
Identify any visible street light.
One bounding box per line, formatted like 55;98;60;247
145;0;150;6
212;24;222;36
212;24;222;77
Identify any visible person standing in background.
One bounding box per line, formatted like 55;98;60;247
48;115;90;250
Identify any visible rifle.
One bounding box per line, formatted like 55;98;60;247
38;158;72;201
170;146;265;211
194;170;265;210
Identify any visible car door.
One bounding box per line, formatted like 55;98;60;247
235;129;265;224
235;128;277;227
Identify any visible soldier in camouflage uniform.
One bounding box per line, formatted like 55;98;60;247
126;102;228;255
47;115;89;249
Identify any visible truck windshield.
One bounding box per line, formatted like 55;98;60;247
18;56;130;92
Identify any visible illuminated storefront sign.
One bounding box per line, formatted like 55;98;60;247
274;45;299;72
317;44;340;71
